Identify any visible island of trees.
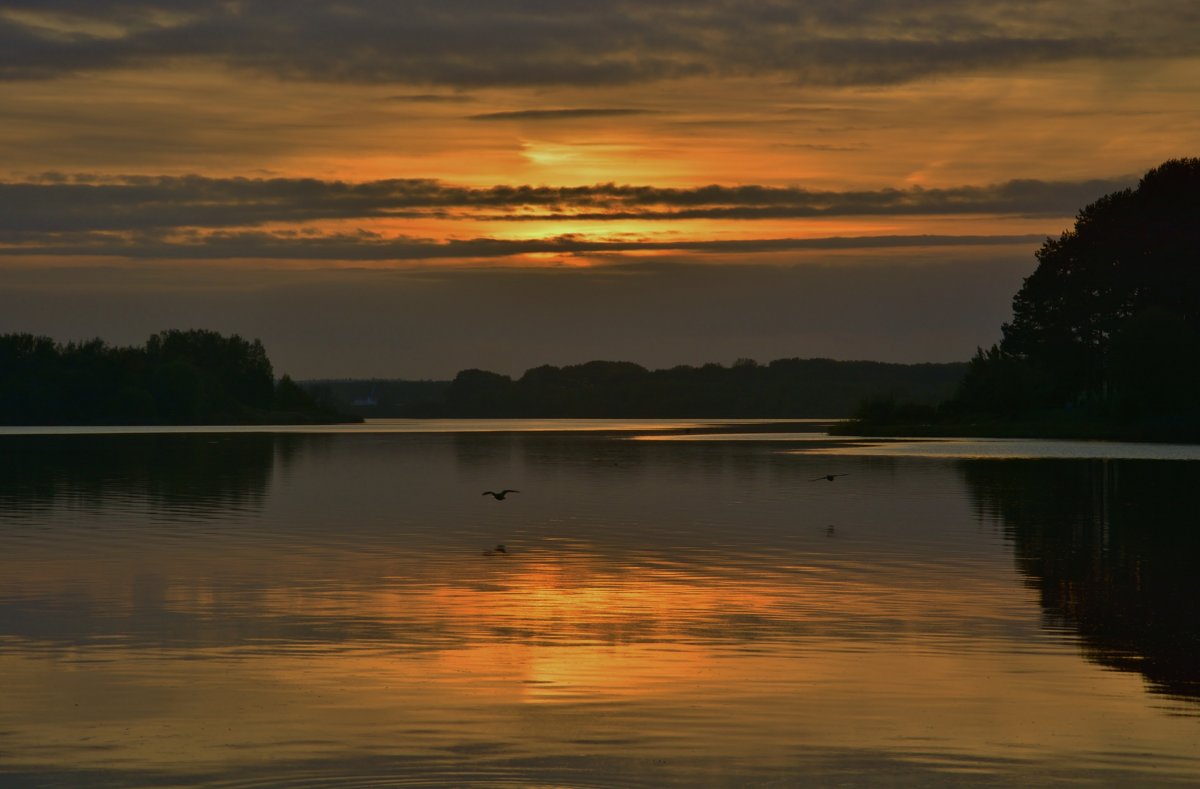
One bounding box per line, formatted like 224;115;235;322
0;329;357;425
846;158;1200;441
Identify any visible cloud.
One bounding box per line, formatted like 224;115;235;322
773;143;867;152
0;174;1134;237
467;108;654;121
383;93;474;103
0;1;1195;87
0;227;1044;261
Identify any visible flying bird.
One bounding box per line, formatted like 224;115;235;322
482;489;519;500
810;474;849;482
483;544;508;556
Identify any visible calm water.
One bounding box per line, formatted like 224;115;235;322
1;421;1198;787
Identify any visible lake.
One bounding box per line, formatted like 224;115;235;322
1;420;1198;786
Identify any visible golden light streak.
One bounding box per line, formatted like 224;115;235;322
3;543;1197;778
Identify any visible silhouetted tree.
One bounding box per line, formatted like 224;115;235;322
0;330;352;425
446;369;516;416
273;374;320;413
147;329;274;417
997;158;1200;410
948;345;1052;417
1107;308;1200;417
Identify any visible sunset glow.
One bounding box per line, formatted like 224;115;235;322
1;2;1197;376
4;7;1199;782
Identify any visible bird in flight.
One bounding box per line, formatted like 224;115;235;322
810;474;849;482
482;489;519;500
483;544;508;556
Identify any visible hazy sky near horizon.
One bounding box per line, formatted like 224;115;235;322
2;1;1198;378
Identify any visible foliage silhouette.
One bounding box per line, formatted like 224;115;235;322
0;330;356;425
848;158;1200;439
972;158;1200;415
312;357;967;418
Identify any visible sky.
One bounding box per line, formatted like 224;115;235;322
1;1;1198;379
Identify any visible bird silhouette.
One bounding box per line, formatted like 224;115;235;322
482;544;508;556
810;474;848;482
482;489;519;500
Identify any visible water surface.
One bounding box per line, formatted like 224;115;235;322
1;421;1197;786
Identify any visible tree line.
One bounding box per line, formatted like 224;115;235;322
0;329;352;425
311;357;967;418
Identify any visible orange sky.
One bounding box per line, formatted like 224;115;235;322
0;3;1197;375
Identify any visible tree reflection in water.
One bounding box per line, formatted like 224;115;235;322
0;433;317;518
961;458;1200;705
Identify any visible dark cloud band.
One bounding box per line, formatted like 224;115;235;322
0;1;1194;87
0;174;1133;233
0;229;1044;261
466;108;653;121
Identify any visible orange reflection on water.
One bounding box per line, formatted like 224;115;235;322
3;533;1200;784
